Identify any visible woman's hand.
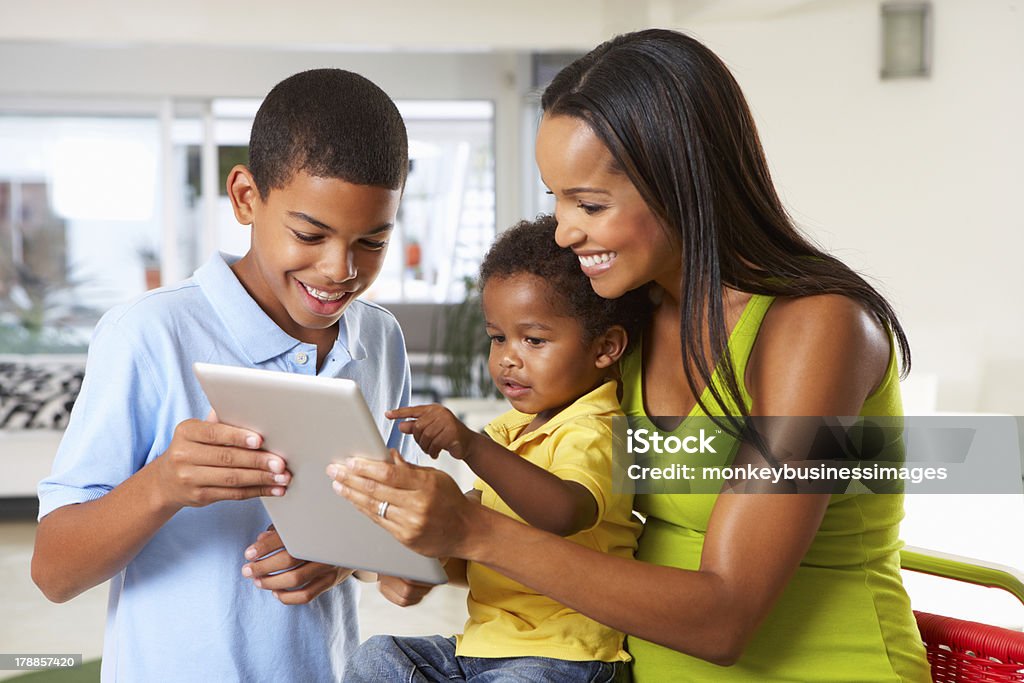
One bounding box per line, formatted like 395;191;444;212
326;450;479;559
242;526;353;605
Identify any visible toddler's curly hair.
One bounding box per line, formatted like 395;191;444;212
478;214;652;347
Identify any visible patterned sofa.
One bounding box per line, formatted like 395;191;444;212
0;355;85;498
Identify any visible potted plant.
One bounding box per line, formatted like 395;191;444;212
137;245;161;290
427;277;497;399
0;262;92;353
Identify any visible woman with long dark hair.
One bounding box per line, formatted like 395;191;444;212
333;29;930;681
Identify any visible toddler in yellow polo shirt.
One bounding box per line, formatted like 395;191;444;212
343;214;652;682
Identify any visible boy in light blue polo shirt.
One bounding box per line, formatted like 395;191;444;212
33;69;412;682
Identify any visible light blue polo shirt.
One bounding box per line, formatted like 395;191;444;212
38;252;414;682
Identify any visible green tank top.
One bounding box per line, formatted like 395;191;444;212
621;294;930;682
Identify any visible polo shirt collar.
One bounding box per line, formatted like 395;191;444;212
340;308;368;362
194;252;363;365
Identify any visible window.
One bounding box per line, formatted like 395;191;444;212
0;114;161;351
377;101;495;302
0;98;497;352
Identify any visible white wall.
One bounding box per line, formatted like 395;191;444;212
0;0;1021;412
686;0;1024;413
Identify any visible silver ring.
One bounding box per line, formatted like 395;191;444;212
377;500;390;519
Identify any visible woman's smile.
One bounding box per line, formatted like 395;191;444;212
575;250;618;277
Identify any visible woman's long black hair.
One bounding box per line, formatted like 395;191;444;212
542;28;910;427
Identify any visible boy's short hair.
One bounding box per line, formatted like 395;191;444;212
479;214;652;346
248;68;408;197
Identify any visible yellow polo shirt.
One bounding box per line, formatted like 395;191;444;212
455;381;640;662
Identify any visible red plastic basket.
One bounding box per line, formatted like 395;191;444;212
902;547;1024;683
915;610;1024;682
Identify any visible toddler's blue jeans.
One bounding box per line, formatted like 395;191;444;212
343;634;629;682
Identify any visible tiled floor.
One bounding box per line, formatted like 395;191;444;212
0;519;469;681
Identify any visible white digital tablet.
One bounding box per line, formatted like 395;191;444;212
193;362;447;585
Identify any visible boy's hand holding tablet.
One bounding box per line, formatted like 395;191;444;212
151;410;290;509
194;362;447;586
241;526;355;605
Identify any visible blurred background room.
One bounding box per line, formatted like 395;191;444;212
0;1;1022;678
